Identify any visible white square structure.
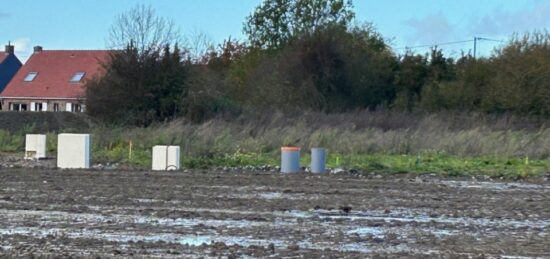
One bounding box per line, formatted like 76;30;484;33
25;134;47;160
152;145;180;171
57;134;91;169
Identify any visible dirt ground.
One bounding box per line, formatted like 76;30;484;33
0;169;549;258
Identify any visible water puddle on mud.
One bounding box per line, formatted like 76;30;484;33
0;225;371;253
346;227;384;237
0;209;283;229
0;207;548;256
6;205;547;233
290;209;550;229
439;180;550;191
216;191;310;201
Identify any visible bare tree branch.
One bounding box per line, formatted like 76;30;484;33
108;4;181;53
184;29;215;64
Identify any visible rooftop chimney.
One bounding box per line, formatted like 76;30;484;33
5;42;14;54
34;46;43;53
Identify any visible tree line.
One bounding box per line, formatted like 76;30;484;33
85;1;550;126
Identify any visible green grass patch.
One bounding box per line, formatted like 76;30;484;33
93;147;549;178
322;153;549;178
182;150;278;169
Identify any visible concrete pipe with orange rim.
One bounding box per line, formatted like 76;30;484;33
281;146;301;173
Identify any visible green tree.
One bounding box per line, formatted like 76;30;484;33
439;55;492;110
244;0;355;49
426;47;455;82
392;52;428;111
418;48;457;111
86;43;188;126
228;23;396;112
483;32;550;115
182;65;236;122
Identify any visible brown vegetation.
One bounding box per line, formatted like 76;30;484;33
92;111;550;159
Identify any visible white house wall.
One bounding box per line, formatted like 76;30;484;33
0;99;84;112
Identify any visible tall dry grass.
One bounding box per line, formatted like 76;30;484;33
91;111;550;159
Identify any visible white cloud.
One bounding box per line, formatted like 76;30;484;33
403;12;454;45
12;38;32;63
469;2;550;37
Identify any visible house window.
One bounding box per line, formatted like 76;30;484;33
9;103;19;111
73;104;82;112
10;103;27;111
69;72;85;83
34;103;43;111
53;103;59;112
24;72;38;82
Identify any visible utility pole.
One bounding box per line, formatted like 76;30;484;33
473;37;479;59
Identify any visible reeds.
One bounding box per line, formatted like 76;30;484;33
91;111;550;159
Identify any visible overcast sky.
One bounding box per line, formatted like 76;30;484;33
1;0;549;62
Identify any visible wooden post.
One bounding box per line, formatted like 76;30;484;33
128;141;133;161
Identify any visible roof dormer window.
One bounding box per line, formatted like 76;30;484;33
70;72;85;83
24;72;38;82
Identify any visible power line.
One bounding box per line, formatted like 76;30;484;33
476;37;505;43
396;37;505;51
395;39;474;50
474;37;506;59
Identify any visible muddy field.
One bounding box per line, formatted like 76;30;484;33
0;169;549;258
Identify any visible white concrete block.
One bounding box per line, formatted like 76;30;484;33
57;134;90;169
152;145;180;171
25;134;47;160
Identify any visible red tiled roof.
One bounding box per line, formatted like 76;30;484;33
0;50;111;99
0;52;8;64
